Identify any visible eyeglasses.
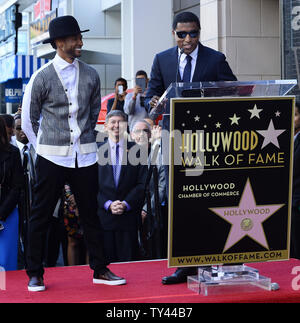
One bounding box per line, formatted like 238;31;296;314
133;129;150;134
175;30;200;39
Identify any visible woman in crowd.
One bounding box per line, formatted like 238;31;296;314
63;184;88;265
0;116;24;270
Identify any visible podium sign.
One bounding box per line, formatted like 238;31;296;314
168;96;294;267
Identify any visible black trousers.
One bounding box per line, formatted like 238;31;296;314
26;156;109;278
103;230;139;263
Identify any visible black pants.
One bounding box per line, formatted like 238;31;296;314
103;230;139;263
26;156;109;278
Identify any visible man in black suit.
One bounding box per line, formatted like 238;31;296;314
146;12;237;129
145;11;237;284
291;101;300;259
97;111;147;262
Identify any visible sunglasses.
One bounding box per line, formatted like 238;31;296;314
175;30;200;39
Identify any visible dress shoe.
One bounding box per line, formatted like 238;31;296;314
162;267;198;285
28;276;45;292
93;269;126;286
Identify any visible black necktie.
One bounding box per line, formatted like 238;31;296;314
22;145;28;170
182;55;192;83
113;144;120;187
22;145;33;208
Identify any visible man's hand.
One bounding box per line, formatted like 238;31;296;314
118;92;127;101
141;210;147;224
109;200;127;215
151;125;162;141
133;85;143;100
149;95;160;109
149;96;167;116
114;88;127;101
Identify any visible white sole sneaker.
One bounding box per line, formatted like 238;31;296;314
28;285;46;292
93;278;126;286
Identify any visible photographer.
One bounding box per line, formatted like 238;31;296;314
124;70;150;130
107;78;128;114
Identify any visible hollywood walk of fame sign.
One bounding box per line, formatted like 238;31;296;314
168;96;295;267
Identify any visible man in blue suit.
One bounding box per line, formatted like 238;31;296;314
97;111;148;264
145;11;237;284
146;11;237;121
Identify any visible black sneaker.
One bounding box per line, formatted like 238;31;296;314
28;276;46;292
93;269;126;286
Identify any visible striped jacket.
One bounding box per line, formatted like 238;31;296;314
22;58;101;157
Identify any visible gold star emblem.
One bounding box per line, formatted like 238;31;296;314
229;114;241;125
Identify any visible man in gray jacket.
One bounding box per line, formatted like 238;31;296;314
22;15;126;291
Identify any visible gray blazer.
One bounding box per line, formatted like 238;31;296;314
23;59;101;156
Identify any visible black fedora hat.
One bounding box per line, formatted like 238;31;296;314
43;15;89;44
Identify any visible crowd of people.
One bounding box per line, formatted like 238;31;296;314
0;11;299;293
0;103;168;287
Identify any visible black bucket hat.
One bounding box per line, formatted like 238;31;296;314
43;15;89;44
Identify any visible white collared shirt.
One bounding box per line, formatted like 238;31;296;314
10;136;17;147
16;140;32;162
108;137;124;165
23;53;97;168
104;137;130;211
178;45;199;82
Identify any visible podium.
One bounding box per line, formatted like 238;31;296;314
159;80;297;296
155;80;297;115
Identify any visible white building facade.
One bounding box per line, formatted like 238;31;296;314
0;0;298;113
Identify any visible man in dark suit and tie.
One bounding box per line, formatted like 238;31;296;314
145;11;237;284
14;113;36;268
291;101;300;259
97;110;148;263
146;11;237;123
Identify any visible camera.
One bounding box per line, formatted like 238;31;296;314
118;85;124;95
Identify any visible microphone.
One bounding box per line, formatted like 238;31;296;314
176;48;185;84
